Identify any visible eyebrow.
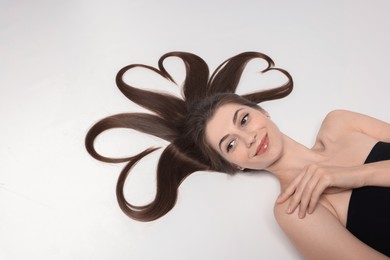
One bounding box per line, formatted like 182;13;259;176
218;108;243;152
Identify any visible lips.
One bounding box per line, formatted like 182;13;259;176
255;135;269;156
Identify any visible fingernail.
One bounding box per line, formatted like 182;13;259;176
286;207;292;214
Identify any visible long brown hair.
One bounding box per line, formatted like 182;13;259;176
85;51;293;221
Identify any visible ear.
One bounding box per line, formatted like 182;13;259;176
236;165;245;171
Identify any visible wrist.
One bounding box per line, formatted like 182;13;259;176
360;161;389;187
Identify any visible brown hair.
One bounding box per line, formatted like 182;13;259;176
85;51;293;221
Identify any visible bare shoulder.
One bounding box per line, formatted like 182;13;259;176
273;200;387;259
273;199;342;258
316;110;355;141
319;109;390;142
321;109;356;130
273;199;336;233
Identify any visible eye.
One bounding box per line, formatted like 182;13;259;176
241;113;249;126
226;139;236;152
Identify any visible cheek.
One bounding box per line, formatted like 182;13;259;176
226;146;248;164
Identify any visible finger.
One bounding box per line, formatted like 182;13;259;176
308;180;329;214
287;170;313;214
299;177;320;218
277;182;299;204
277;189;294;204
277;173;304;204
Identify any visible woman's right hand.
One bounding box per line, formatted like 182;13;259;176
276;164;366;218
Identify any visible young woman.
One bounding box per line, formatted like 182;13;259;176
85;52;390;259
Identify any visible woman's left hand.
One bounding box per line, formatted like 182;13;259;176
276;164;365;218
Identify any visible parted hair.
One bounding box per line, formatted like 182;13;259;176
85;51;293;221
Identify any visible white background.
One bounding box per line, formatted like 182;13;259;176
1;1;390;259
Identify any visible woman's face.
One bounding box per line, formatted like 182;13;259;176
205;103;284;170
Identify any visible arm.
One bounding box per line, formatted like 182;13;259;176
325;109;390;142
278;110;390;217
277;161;390;218
274;202;388;260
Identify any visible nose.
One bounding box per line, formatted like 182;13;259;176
243;132;256;148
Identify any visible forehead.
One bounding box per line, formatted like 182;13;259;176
205;103;244;146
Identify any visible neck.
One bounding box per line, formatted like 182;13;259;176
266;135;327;190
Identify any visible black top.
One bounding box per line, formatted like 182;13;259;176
346;141;390;256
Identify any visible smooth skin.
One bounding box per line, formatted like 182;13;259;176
206;105;390;259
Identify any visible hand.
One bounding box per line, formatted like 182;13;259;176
276;164;365;218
